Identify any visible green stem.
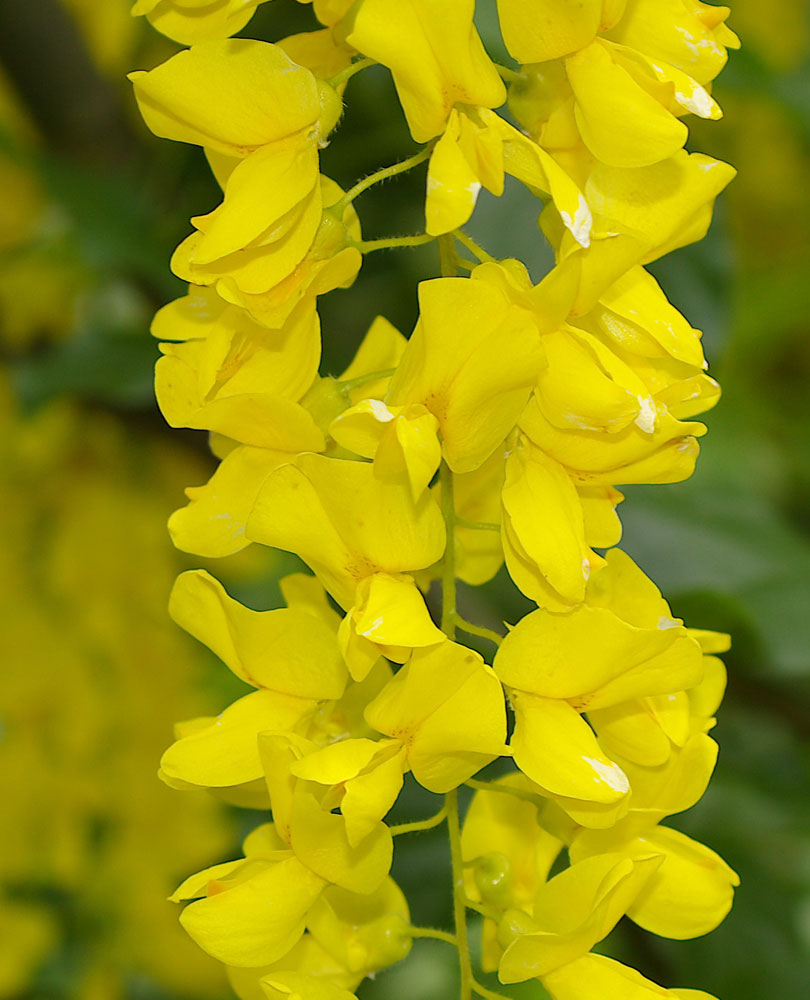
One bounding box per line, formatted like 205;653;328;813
329;56;376;90
446;789;474;1000
410;926;458;946
454;229;495;264
390;805;448;836
452;615;504;647
455;257;479;271
337;367;396;393
335;146;433;215
472;979;512;1000
464;897;503;922
351;232;435;253
455;518;500;532
439;231;459;277
465;778;545;808
494;62;523;84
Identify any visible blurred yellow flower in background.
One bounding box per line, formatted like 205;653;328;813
0;381;239;999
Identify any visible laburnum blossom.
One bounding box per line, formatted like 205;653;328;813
503;0;738;167
494;549;703;820
131;0;357;46
158;311;403;559
285;640;506;842
159;569;347;793
130;41;362;328
342;0;506;144
132;2;740;998
225;877;411;998
246;453;445;608
386;276;544;473
131;0;273;44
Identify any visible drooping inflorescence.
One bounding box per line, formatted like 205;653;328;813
130;2;740;998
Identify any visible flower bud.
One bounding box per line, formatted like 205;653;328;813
473;852;514;909
497;908;538;951
317;81;345;141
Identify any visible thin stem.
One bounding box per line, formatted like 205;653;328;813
455;257;479;271
473;979;513;1000
465;778;545;808
329;56;376;90
410;926;458;946
438;231;459;277
463;897;503;922
452;615;503;647
440;461;457;637
455;518;500;532
351;232;435;253
335;146;432;215
454;229;495;264
446;789;473;1000
338;367;396;393
494;62;523;84
390;805;448;836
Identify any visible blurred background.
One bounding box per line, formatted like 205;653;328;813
0;1;808;998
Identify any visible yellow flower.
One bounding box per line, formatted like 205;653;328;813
304;879;411;977
301;0;357;28
227;934;361;1000
159;569;347;790
330;400;442;501
450;447;508;586
275;641;507;843
571;823;739;941
154;295;323;450
494;549;703;813
342;0;506;143
541;150;736;319
131;41;351;309
497;852;663;982
172;824;328;968
337;571;444;681
131;0;271;45
290;737;408;846
259;736;394;891
130;40;331;158
165;307;393;560
605;0;740;87
541;953;719;1000
496;0;625;64
386;277;544;473
502;0;737;168
180;177;362;328
501;434;604;610
462;775;564;970
425;107;592;243
247;453;446;609
364;640;508;792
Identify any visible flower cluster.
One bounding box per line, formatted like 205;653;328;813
131;2;740;998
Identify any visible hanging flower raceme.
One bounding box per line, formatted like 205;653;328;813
132;2;739;997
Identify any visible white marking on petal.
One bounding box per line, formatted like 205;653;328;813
360;615;386;638
658;616;681;630
584;756;630;793
560;194;592;248
634;396;657;434
367;399;395;422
